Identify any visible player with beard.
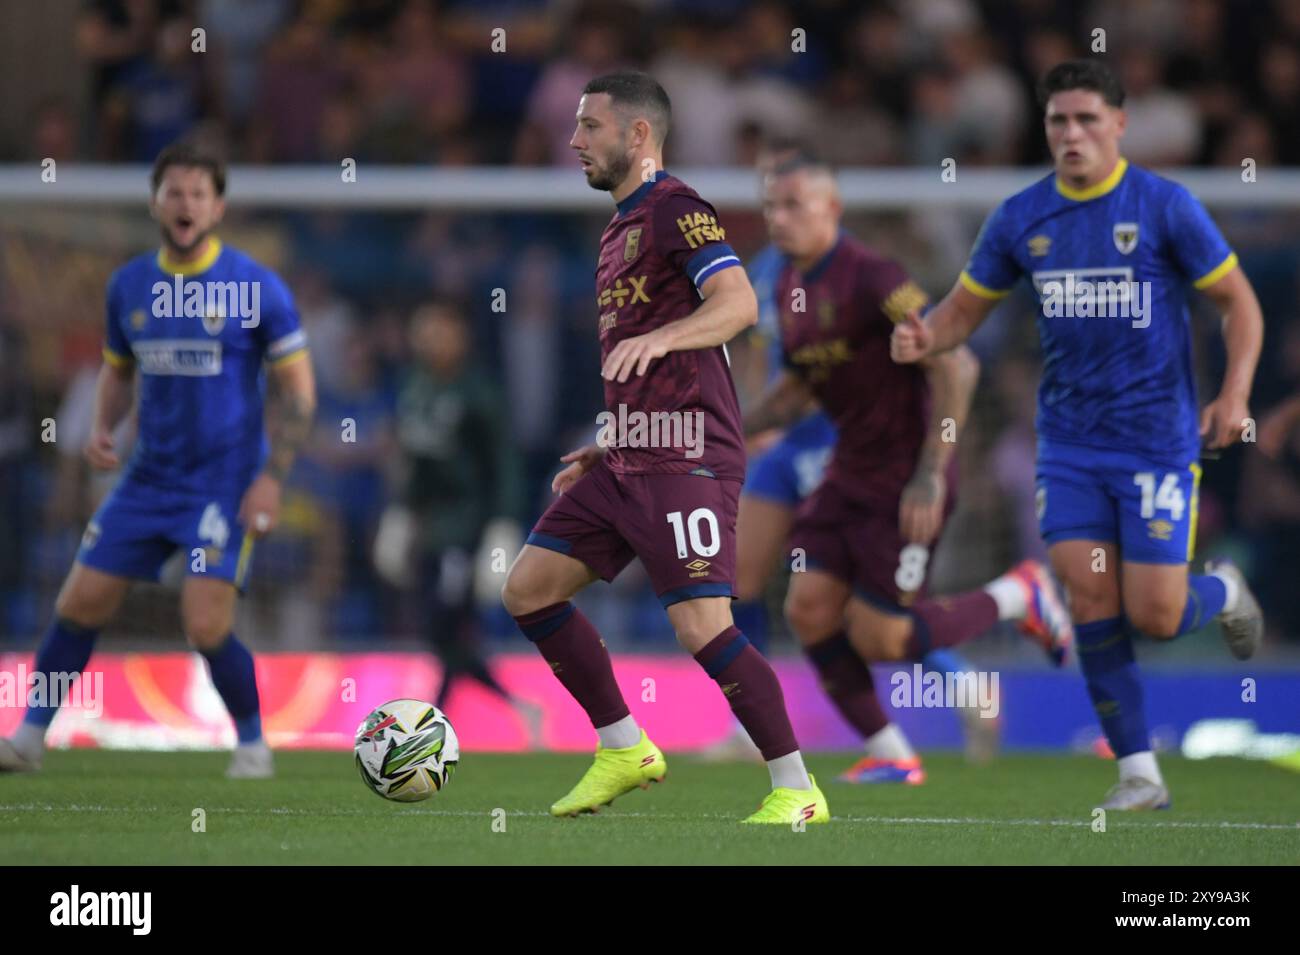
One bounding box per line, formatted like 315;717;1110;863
501;72;829;824
0;141;315;778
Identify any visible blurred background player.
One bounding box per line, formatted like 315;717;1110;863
892;59;1266;811
500;71;829;823
749;154;1073;784
0;141;315;778
702;139;838;763
721;143;1006;772
375;301;542;744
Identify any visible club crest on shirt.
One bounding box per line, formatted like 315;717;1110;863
1113;222;1139;255
817;299;836;328
623;227;642;262
81;521;101;550
202;309;226;335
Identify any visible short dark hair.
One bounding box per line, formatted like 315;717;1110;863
1037;58;1125;109
770;151;834;180
151;141;226;196
582;70;672;144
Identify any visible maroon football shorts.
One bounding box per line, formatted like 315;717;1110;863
527;458;740;607
788;475;957;611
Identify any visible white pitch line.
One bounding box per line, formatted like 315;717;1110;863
0;804;1297;831
836;815;1300;832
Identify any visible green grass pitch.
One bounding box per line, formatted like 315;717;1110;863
1;750;1296;865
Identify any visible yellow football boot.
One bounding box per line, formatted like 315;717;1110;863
741;775;830;825
550;730;666;817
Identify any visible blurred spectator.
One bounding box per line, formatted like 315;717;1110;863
906;65;965;166
437;0;555;162
814;69;900;166
1258;40;1300;164
0;328;32;637
76;0;183;155
848;5;913;122
1240;325;1300;643
1116;49;1201;166
501;245;562;474
27;99;79;163
291;267;360;399
652;16;742;165
944;30;1028;163
727;13;816;151
396;302;522;550
741;0;827;90
515;3;630;166
900;0;982;54
101;16;213;161
1213;112;1277;168
390;0;471;162
388;303;534;713
302;326;396;637
197;0;293;130
1084;0;1187;55
248;15;343;162
15;0;1294;167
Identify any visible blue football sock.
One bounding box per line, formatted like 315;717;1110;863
1075;616;1149;758
731;599;769;655
1172;574;1228;637
22;618;99;730
199;633;263;744
921;647;971;675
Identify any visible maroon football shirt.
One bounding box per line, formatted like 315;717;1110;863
775;231;932;504
594;171;747;483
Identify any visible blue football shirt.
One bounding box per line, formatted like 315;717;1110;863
962;158;1236;463
103;238;308;494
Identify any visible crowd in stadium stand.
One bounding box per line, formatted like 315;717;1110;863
15;0;1292;168
2;0;1299;649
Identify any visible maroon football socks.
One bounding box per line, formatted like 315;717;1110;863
513;602;629;728
804;630;890;738
906;590;1000;657
693;626;799;760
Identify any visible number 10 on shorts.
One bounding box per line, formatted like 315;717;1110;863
666;509;720;559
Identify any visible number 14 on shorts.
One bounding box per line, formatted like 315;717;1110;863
1133;472;1186;521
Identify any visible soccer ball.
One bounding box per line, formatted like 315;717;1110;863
354;699;459;802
